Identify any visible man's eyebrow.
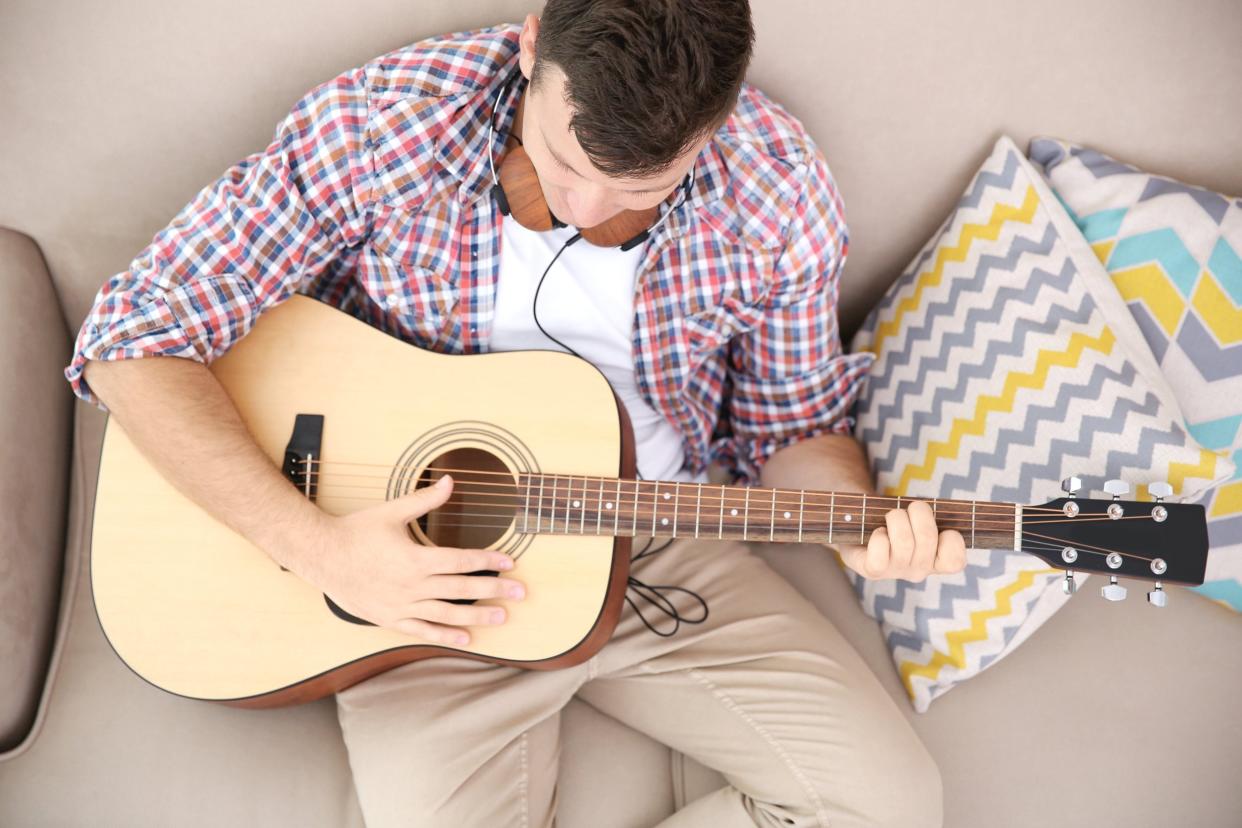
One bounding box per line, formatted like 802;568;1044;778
540;125;677;195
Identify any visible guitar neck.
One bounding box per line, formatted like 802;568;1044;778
514;473;1019;550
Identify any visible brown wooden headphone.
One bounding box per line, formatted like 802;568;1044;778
486;68;694;251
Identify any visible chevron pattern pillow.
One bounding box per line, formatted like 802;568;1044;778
847;135;1233;712
1030;137;1242;613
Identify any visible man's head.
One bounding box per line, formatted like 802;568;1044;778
515;0;754;229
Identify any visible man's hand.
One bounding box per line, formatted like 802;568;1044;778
837;500;967;582
279;475;526;646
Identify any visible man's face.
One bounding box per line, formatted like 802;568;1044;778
516;15;708;229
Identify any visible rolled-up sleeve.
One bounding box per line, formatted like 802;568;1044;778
64;65;375;411
711;149;874;484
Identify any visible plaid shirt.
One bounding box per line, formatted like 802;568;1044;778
65;24;872;485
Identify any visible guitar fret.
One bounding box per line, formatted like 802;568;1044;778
552;475;562;533
596;478;604;535
673;482;681;538
743;488;751;541
579;476;587;536
718;484;726;539
860;493;866;543
971;500;976;549
797;490;805;542
769;488;777;541
537;476;546;533
523;475;531;534
651;481;659;537
694;484;701;538
828;492;835;543
632;479;640;537
614;479;621;537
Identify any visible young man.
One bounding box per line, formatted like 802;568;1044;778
67;2;965;825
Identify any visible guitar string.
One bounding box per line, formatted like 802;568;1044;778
309;491;1170;531
294;466;1072;518
348;512;1163;568
293;458;1083;514
301;475;1140;524
310;493;1151;535
305;471;1043;511
295;458;1146;515
332;501;1162;541
315;496;1162;564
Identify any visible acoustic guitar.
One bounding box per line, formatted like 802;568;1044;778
90;295;1209;708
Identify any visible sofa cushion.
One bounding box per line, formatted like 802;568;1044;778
847;135;1232;712
0;229;72;755
1030;136;1242;612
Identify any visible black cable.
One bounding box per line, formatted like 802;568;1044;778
529;218;710;639
531;232;584;358
624;537;711;637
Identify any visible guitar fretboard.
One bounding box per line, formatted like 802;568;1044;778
516;473;1018;550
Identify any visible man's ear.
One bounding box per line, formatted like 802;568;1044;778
518;13;540;80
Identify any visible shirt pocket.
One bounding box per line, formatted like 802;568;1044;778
368;202;461;350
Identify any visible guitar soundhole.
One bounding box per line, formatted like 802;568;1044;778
415;447;516;548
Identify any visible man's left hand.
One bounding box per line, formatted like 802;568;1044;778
837;500;968;582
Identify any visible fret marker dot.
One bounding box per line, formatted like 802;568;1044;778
605;502;613;510
783;511;791;519
844;514;853;522
664;492;671;500
572;500;580;508
730;508;738;516
661;518;669;525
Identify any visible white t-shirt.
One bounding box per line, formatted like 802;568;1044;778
489;216;708;484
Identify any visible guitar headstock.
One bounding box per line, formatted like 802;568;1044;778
1020;478;1208;607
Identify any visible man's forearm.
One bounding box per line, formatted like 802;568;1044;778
83;356;328;571
758;432;876;497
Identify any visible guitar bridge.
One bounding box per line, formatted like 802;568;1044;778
282;413;324;501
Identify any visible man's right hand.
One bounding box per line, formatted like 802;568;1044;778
286;475;526;646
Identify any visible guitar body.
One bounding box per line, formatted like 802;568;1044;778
91;295;635;707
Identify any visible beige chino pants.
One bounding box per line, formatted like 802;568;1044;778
335;537;943;827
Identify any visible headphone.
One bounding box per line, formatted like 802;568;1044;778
485;66;694;252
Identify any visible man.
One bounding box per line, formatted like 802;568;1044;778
67;2;966;825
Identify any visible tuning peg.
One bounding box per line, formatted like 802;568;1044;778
1061;476;1083;498
1062;571;1077;595
1103;479;1130;500
1147;582;1167;607
1149;481;1173;503
1101;576;1127;602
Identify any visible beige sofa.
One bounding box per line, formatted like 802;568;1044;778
3;1;1241;825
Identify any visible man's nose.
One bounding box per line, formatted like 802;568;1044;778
565;185;617;228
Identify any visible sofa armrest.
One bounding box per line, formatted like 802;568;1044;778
0;228;72;753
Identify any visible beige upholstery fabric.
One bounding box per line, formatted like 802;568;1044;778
2;0;1241;825
2;1;1239;339
0;230;71;754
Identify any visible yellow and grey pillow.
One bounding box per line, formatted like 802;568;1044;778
848;135;1232;712
1030;137;1242;613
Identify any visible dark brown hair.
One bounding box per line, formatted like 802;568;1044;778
532;0;755;178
